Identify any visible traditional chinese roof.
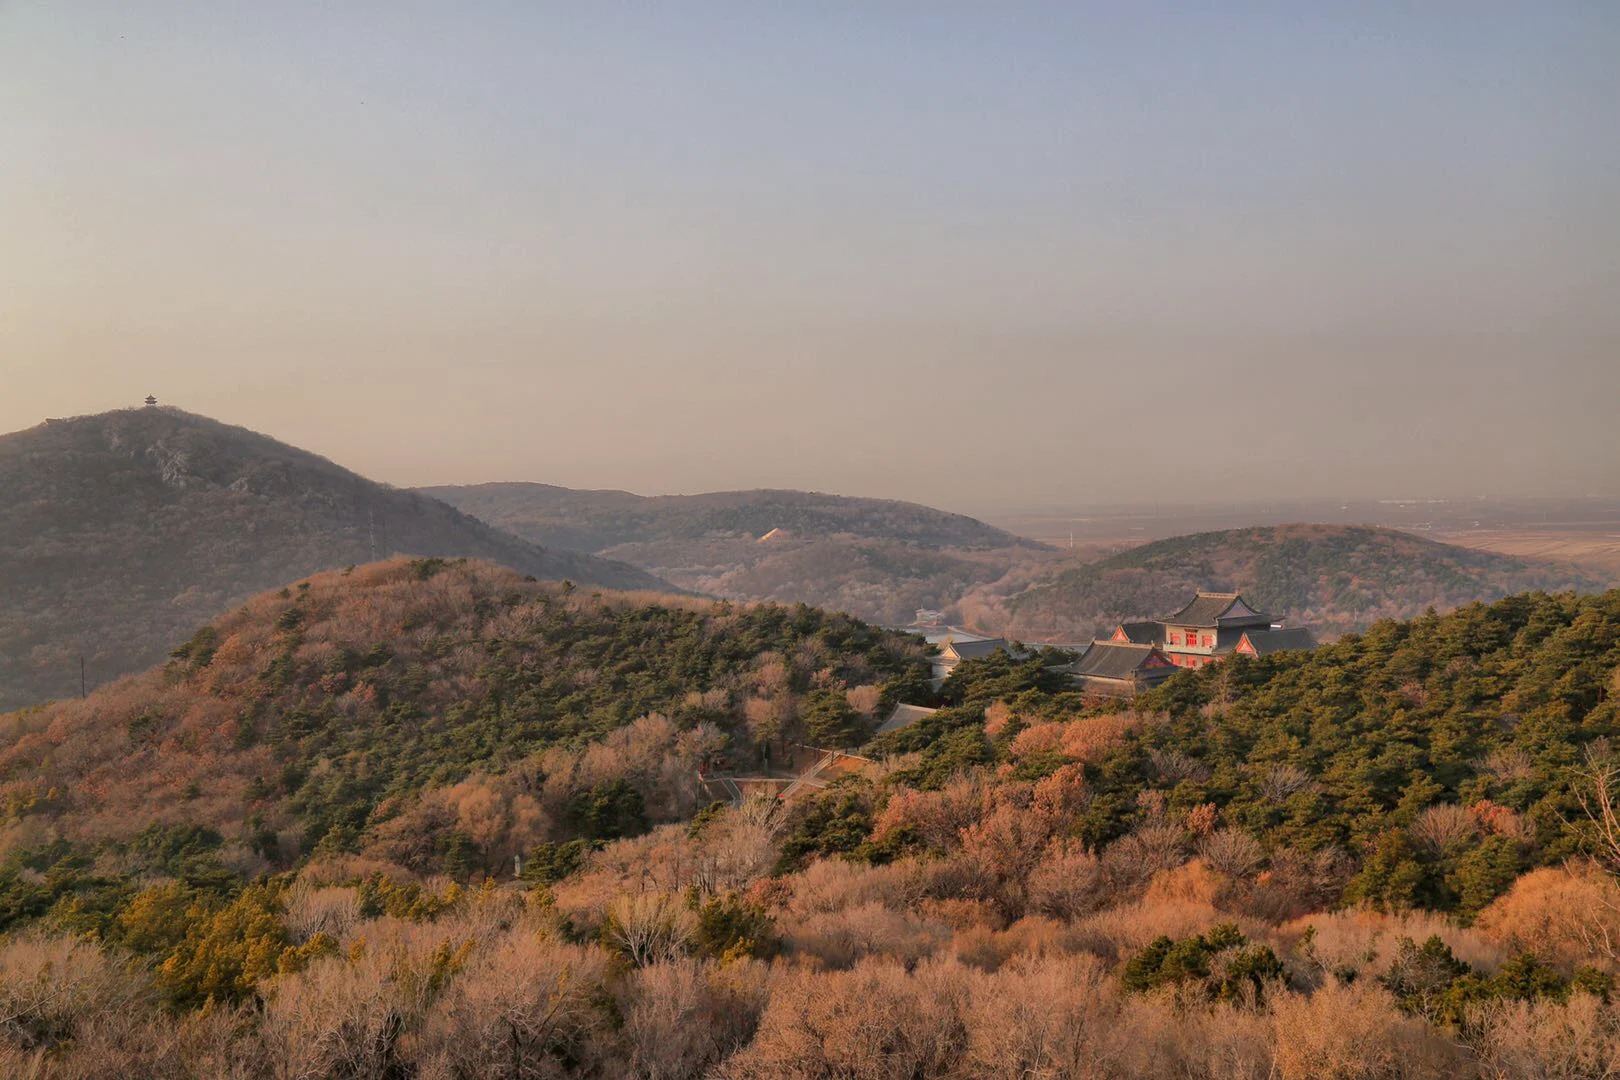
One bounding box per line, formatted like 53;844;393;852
1113;621;1164;644
1236;627;1316;655
940;637;1007;662
876;703;939;736
1165;592;1271;628
1073;640;1169;680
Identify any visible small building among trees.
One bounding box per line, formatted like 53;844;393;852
930;635;1009;685
1069;641;1179;697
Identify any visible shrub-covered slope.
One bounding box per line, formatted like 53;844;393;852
0;409;666;709
0;557;927;901
1003;523;1604;639
6;589;1620;1077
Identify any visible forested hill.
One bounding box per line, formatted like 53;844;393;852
420;483;1035;552
6;577;1620;1075
0;557;929;906
0;409;666;710
1002;522;1605;639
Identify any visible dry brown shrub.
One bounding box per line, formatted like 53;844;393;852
1477;746;1536;785
918;897;1003;934
1031;763;1089;820
262;949;425;1079
1475;864;1620;970
1102;823;1188;891
1469;799;1532;843
951;916;1069;973
1409;803;1480;855
297;852;419;888
781;901;952;970
1077;896;1273;958
262;913;516;1078
1244;846;1354;922
615;959;774;1080
418;935;613;1079
283;883;361;944
1058;712;1139;763
958;952;1137;1077
690;815;782;896
869;778;986;850
1471;993;1620;1079
1287;909;1503;985
0;933;158;1063
846;684;883;717
1143;859;1231;909
782;858;917;919
715;957;969;1079
958;801;1060;917
1008;722;1066;759
1150;748;1213;784
1200;828;1267;880
552;827;707;933
1027;842;1107;920
604;892;699;967
1269;981;1471;1079
1108;991;1277;1080
1257;763;1318;803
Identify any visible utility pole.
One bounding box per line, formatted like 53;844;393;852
80;657;86;699
369;507;377;562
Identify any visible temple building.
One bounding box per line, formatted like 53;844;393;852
930;635;1009;685
1106;592;1314;670
1069;641;1179;697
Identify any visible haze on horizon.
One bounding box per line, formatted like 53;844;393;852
4;3;1617;514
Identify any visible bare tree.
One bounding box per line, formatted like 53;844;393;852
1573;755;1620;878
604;894;697;968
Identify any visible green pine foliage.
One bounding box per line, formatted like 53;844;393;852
806;589;1620;916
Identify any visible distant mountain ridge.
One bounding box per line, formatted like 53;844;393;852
1001;522;1607;639
420;482;1058;625
419;482;1036;552
0;409;665;709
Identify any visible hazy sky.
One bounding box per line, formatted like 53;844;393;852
4;3;1617;512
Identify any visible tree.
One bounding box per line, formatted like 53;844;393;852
802;690;866;750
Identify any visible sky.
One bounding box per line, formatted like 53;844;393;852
3;3;1617;513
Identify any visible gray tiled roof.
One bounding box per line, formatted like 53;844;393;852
1073;640;1165;680
1165;592;1270;627
943;637;1007;661
1238;627;1316;655
1115;621;1164;644
876;703;939;735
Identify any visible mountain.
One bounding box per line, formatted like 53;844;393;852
417;483;1030;552
421;482;1058;625
0;409;666;709
1000;522;1607;640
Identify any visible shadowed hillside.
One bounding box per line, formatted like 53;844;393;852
423;482;1059;625
0;409;665;709
1001;523;1605;639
